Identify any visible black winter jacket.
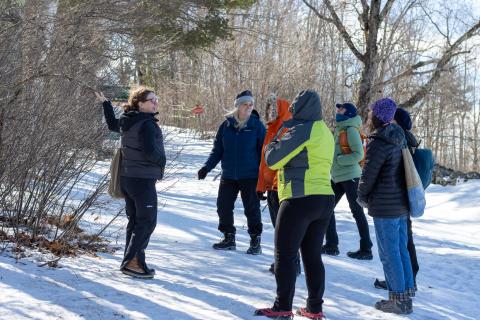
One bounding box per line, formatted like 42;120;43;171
357;124;409;218
102;101;166;180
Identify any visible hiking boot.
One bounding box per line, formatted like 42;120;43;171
247;234;262;255
121;257;154;279
213;233;236;250
374;278;388;290
254;307;294;319
347;249;373;260
296;307;326;320
321;245;339;256
375;298;413;314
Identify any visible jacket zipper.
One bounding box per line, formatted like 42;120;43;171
235;130;238;179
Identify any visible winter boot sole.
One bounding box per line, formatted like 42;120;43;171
347;254;373;260
296;308;326;320
321;246;340;256
246;248;262;255
254;308;294;319
347;250;373;260
121;268;154;279
375;300;413;314
375;305;413;314
212;245;236;251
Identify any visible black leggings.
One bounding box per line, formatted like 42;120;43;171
120;176;158;270
274;195;335;313
326;179;372;251
268;190;301;269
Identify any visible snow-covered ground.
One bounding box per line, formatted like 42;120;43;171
1;129;479;320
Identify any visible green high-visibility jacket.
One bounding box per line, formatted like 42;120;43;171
265;90;334;202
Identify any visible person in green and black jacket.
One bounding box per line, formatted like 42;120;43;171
322;103;373;260
254;90;334;320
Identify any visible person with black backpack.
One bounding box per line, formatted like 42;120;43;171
96;88;166;279
322;102;373;260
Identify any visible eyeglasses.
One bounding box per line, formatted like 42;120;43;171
145;97;158;103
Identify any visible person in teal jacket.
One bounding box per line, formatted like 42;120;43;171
322;103;373;260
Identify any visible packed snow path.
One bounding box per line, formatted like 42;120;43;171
1;129;479;320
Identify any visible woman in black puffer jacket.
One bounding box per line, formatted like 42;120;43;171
357;116;409;217
374;107;421;291
96;87;166;279
357;98;415;315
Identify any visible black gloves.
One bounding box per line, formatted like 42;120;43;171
198;167;208;180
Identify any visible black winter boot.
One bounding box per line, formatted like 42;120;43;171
321;245;339;256
347;249;373;260
374;278;388;290
213;233;236;250
375;298;413;314
246;234;262;255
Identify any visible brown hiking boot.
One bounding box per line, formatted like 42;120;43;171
122;256;154;279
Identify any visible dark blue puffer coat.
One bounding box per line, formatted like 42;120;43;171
204;113;266;180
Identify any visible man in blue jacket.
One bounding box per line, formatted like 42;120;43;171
198;90;266;255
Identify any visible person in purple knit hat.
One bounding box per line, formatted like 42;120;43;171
357;98;415;314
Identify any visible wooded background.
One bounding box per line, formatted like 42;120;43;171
0;0;479;248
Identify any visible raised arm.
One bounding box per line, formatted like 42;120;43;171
102;100;120;133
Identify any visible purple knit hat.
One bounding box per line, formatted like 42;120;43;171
371;98;397;123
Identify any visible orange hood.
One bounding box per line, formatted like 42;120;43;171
257;98;292;192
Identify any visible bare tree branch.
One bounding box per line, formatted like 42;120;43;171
400;20;480;108
378;50;470;86
380;0;396;22
420;5;450;45
302;0;334;23
379;59;440;86
302;0;366;62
